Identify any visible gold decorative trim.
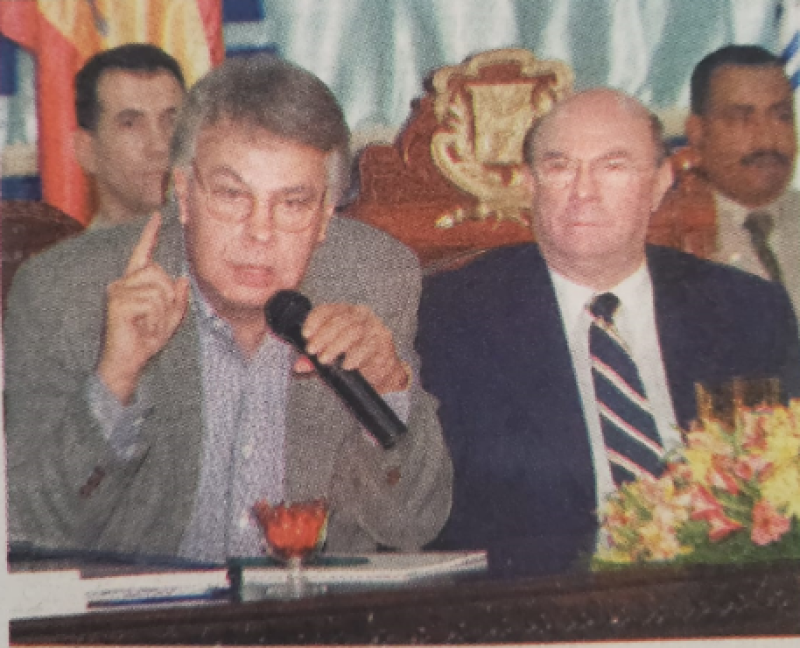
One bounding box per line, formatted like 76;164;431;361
428;49;573;228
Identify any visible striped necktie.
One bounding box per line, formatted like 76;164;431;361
589;293;665;485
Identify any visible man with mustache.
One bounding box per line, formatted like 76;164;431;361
666;45;800;313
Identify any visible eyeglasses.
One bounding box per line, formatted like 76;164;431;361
190;160;326;233
533;155;650;190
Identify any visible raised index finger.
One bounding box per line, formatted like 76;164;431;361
125;213;162;275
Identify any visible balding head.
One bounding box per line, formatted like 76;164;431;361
525;89;667;168
523;89;673;290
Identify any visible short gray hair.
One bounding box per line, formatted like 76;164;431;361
170;54;351;205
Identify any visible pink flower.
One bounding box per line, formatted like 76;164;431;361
604;507;630;529
689;486;724;521
733;454;772;482
706;457;740;495
751;500;791;546
636;478;665;504
707;512;744;542
666;461;692;482
742;417;769;452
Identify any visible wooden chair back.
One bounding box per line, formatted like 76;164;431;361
344;48;717;270
2;200;85;305
342;48;572;271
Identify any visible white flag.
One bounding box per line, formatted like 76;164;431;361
779;1;800;187
780;0;800;88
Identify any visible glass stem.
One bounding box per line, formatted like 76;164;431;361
286;556;304;596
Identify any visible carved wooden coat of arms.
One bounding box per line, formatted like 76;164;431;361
429;49;572;228
347;48;573;267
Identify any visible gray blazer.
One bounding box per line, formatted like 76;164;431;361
5;207;452;558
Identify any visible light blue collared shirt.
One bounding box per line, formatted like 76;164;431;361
88;275;411;563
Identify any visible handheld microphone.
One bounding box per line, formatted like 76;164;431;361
265;290;408;449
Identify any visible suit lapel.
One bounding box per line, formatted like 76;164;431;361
144;208;205;538
283;252;351;503
495;249;596;503
649;247;726;429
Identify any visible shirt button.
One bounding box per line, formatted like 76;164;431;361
239;512;250;529
242;444;253;459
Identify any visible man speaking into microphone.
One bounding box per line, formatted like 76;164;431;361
5;55;452;563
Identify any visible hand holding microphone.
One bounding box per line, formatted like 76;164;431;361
266;290;409;449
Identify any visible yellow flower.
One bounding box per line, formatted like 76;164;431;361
639;521;684;561
683;447;714;483
595;546;635;564
683;423;734;483
761;465;800;519
761;406;796;438
595;400;800;570
762;432;800;469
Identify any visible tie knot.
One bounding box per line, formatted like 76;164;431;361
589;292;620;324
743;211;774;241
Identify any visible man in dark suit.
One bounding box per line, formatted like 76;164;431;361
6;54;451;563
417;88;800;577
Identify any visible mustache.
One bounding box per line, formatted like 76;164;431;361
740;150;792;167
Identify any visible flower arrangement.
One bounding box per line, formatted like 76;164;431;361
593;399;800;568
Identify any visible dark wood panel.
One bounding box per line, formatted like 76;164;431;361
11;560;800;645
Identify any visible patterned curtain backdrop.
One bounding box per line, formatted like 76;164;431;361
1;0;790;207
0;0;224;224
238;0;781;135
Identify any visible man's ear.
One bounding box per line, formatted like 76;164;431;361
521;165;536;197
685;113;704;149
651;159;674;211
316;202;336;245
72;129;97;175
172;168;190;225
521;165;538;234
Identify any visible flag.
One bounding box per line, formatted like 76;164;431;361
780;0;800;88
0;0;224;225
779;0;800;188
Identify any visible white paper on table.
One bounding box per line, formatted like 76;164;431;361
240;550;488;586
8;570;87;619
83;569;230;606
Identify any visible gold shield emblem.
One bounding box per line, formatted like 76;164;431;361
429;49;573;228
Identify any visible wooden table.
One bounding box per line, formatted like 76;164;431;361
11;559;800;645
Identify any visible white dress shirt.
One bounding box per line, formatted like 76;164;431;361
549;264;682;510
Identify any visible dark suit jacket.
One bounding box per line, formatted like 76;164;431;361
417;244;800;577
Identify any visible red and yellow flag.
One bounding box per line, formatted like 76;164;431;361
0;0;224;224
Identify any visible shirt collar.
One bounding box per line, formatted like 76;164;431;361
549;262;651;332
189;273;233;339
715;190;778;227
188;269;287;364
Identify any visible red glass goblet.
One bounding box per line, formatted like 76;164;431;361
253;498;329;597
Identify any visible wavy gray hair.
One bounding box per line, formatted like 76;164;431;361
170;54;351;206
